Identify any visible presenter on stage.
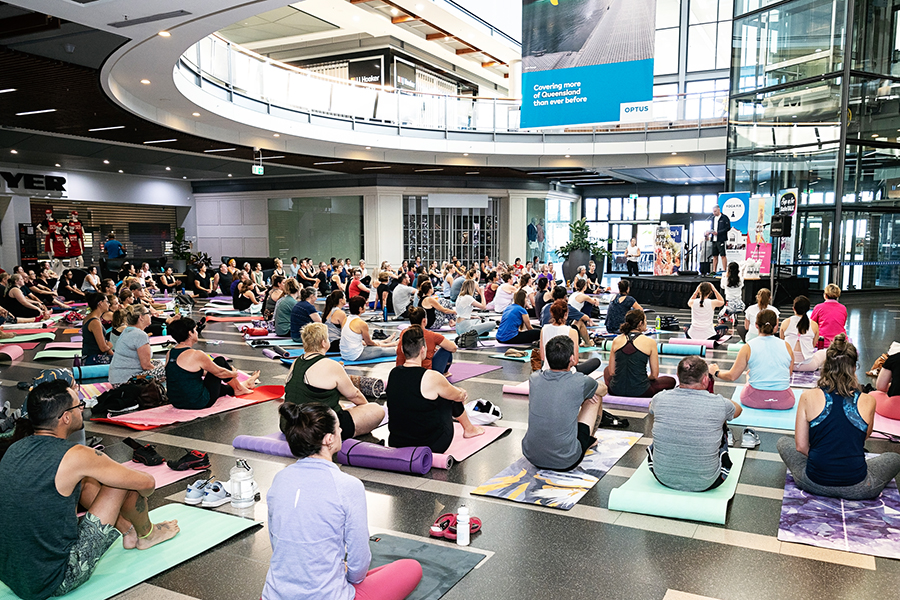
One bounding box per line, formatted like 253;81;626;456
625;238;641;276
708;205;731;274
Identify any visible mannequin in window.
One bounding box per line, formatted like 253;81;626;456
67;211;85;269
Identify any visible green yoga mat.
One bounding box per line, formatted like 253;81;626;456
35;345;169;360
0;503;258;600
4;332;56;343
607;448;746;524
727;343;745;353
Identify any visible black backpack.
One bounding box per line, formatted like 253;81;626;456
175;294;195;308
457;329;479;348
92;378;167;418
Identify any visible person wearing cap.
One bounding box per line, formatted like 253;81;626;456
103;233;125;260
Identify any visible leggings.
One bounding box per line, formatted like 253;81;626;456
431;347;453;374
740;384;795;410
602;366;681;397
576;357;601;376
456;319;496;337
626;261;639;276
355;345;397;361
497;329;541;345
202;356;234;407
777;436;900;500
352;559;423;600
872;391;900;420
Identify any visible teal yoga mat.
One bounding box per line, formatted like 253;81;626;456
0;503;259;600
729;386;802;431
607;448;747;524
35;345;168;360
3;332;56;342
280;355;395;367
489;353;530;362
657;343;705;356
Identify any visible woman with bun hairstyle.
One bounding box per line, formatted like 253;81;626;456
777;335;900;500
711;309;796;409
604;309;677;398
780;295;825;372
263;402;422;600
686;281;727;340
810;283;847;348
539;299;601;375
742;287;778;342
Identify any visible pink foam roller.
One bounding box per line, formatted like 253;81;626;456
669;338;716;349
502;381;530;395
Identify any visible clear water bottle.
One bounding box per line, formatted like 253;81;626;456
456;506;470;547
230;459;256;508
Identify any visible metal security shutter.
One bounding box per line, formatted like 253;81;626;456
29;200;177;265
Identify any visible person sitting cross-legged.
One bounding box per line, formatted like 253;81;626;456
522;335;606;471
647;356;742;492
0;379;179;600
396;306;457;375
386;325;483;453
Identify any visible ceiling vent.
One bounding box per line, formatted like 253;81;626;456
108;10;191;28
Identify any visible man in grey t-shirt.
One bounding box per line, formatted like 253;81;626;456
391;274;416;320
522;336;607;470
648;356;742;492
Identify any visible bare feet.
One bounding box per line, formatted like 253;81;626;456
233;370;261;396
122;525;137;550
135;520;180;550
462;425;485;439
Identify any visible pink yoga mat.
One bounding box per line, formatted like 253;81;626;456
502;381;530;395
669;338;717;349
873;412;900;439
124;460;200;488
446;363;500;384
432;423;511;469
0;345;24;361
45;342;83;349
0;342;39;350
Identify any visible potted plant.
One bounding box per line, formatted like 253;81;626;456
172;227;192;273
556;218;611;283
190;251;212;269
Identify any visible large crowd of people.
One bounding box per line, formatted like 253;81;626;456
0;249;895;600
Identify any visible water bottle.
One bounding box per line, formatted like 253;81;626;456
162;323;167;337
456;506;470;546
656;316;661;330
230;459;256;508
164;289;168;298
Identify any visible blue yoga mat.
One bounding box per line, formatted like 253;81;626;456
74;364;110;380
281;355;395;367
729;386;801;430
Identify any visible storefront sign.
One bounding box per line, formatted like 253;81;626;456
349;59;383;85
0;171;67;193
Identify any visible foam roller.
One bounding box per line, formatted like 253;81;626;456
73;364;110;380
271;346;290;359
658;343;705;357
336;439;432;475
727;343;745;353
262;348;280;360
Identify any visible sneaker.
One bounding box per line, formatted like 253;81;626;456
167;449;211;471
726;428;735;447
185;477;216;505
123;437;165;466
200;481;231;507
599;410;629;429
740;427;760;449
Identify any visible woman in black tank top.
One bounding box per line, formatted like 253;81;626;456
603;308;675;398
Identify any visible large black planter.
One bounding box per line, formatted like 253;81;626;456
562;249;591;283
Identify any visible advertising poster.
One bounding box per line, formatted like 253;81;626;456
718;192;749;268
777;188;798;265
654;225;683;275
746;195;775;275
521;0;656;128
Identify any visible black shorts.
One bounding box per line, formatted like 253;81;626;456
559;422;597;472
711;240;726;256
337;409;356;441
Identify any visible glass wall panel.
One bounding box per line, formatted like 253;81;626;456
727;144;839;198
842;144;900;206
655;29;681;75
796;210;834;288
851;0;900;76
658;0;682;28
688;23;718;71
269;196;363;261
847;76;900;141
732;0;846;94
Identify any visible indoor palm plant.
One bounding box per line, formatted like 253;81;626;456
556;218;611;282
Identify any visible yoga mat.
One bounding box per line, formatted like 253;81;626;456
0;342;38;351
2;321;55;330
790;370;820;388
729;387;802;431
71;335;83;342
63;328;80;334
472;429;642;510
502;381;530;395
0;345;24;361
74;364;110;380
727;343;745;353
431;423;511;469
92;385;284;430
202;308;260;316
48;339;171;351
245;338;303;347
262;349;280;360
2;332;56;342
124;460;201;488
872;412;900;440
206;315;256;322
603;393;652;408
0;504;258;600
669;338;717;349
446;363;501;384
607;448;746;524
280;355;396;367
778;473;900;559
657;343;705;356
489;353;530;363
477;339;527;348
1;327;57;335
77;382;114;401
369;534;485;600
35;345;169;360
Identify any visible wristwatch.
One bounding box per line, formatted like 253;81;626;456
713;369;720;379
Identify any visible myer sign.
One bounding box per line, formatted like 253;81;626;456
0;171;67;194
619;101;652;123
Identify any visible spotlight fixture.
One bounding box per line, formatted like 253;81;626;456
158;31;171;37
140;79;151;85
192;112;200;117
103;160;109;164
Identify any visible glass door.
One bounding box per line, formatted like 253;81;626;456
796;210;834;289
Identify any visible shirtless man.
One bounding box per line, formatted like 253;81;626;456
0;379;178;600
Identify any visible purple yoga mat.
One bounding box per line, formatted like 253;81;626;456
446;363;501;384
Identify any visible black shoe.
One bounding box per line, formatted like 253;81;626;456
124;437;165;466
167;449;210;471
371;329;387;340
599;410;629;429
195;317;207;336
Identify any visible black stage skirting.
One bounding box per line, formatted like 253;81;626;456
621;275;810;309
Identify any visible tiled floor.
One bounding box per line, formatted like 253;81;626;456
2;293;897;600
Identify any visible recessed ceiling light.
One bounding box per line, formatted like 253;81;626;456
444;36;450;41
203;147;236;153
158;31;171;37
140;79;151;85
314;161;344;165
466;171;480;175
10;150;17;154
415;168;443;172
182;176;187;179
671;152;677;155
365;146;371;150
165;167;171;171
88;125;125;132
273;133;280;137
0;88;16;94
118;170;123;173
463;153;469;156
16;109;56;116
143;139;177;145
353;15;360;21
103;160;109;164
192;112;200;117
228;174;232;177
872;134;879;137
390;8;399;15
363;166;391;170
564;154;570;158
55;163;60;167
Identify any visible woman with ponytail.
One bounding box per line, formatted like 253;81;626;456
777;335;900;499
711;309;796;409
604;309;677;398
686;282;727;340
263;402;422;600
780;295;825;371
743;288;778;342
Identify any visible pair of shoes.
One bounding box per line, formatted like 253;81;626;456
726;428;735;447
185;476;229;507
167;449;211;471
740;427;760;449
123;437;165;466
599;410;629;429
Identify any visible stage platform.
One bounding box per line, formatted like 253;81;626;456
622;275;810;309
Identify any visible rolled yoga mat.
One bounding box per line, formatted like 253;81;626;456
727;343;745;353
73;364;110;380
0;345;24;362
668;338;717;349
262;348;280;360
607;448;747;524
657;343;706;357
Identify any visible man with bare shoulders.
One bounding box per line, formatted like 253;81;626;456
0;379;178;600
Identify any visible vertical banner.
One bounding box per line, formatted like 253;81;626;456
777;188;798;266
654;225;683;275
746;195;775;275
718;192;749;268
521;0;656;128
